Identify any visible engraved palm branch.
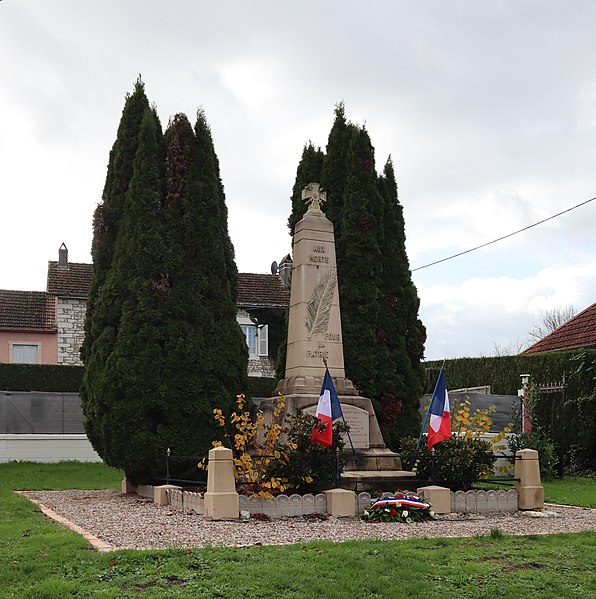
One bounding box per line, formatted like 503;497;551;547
305;271;336;339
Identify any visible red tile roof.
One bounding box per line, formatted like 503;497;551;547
45;261;288;308
0;290;56;331
46;261;93;298
521;302;596;355
237;273;290;308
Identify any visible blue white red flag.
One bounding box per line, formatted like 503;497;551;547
370;497;429;510
311;368;343;447
427;368;451;450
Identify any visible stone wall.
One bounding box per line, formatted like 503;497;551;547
247;357;275;379
56;298;86;365
157;488;519;517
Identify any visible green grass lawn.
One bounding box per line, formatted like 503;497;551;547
542;476;596;508
1;463;595;598
476;475;596;508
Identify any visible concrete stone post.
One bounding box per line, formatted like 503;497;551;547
324;488;356;517
417;485;451;514
121;477;137;494
154;484;182;506
204;446;239;520
514;448;544;510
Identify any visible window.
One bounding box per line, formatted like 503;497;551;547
240;324;268;358
10;343;40;364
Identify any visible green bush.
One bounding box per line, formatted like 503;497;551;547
247;377;276;399
426;349;596;475
507;431;559;479
272;413;349;493
400;435;495;491
0;364;84;392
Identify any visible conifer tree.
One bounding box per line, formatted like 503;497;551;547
339;127;385;404
82;105;167;477
376;157;427;445
81;77;151;364
281;107;427;450
81;85;247;483
320;103;354;244
287;143;324;237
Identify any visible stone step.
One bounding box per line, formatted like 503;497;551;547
343;450;403;472
340;470;417;492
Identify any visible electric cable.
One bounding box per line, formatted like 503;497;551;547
412;195;596;272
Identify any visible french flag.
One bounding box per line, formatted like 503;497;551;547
311;368;343;447
427;368;451;450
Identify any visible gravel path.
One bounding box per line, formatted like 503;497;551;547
21;490;596;551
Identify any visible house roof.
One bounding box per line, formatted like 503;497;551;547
237;273;290;308
0;290;56;331
47;261;93;298
521;302;596;355
44;261;289;308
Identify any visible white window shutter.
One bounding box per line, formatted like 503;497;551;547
12;344;39;364
258;325;268;356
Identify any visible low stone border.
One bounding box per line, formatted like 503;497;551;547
15;491;114;553
151;486;518;517
451;489;518;513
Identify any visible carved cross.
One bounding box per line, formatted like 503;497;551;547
302;182;327;213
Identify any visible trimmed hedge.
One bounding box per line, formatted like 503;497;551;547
247;376;277;399
0;363;276;400
425;349;596;395
426;350;596;473
0;364;84;392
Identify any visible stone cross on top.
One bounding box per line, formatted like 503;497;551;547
302;182;326;213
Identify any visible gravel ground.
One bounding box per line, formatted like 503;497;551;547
21;490;596;550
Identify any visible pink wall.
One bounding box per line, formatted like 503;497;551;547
0;331;58;364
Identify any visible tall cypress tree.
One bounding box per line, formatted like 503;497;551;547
339;127;385;405
376;157;427;445
81;77;151;364
82;105;167;477
287;142;324;238
320;102;354;245
153;110;247;479
82;86;247;483
282;107;426;450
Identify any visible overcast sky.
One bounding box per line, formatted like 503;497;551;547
1;1;595;361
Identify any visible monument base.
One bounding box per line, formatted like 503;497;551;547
339;470;417;492
275;376;359;396
259;391;413;478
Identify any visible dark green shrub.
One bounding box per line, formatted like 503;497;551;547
273;413;348;493
0;364;84;392
507;431;559;479
400;435;495;491
247;377;276;399
426;349;596;475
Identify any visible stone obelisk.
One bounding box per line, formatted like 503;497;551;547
273;183;391;454
276;182;356;397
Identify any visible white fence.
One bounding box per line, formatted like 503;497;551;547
0;434;102;463
151;487;518;517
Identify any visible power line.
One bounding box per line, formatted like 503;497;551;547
412;195;596;272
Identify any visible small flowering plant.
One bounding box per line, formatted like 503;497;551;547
362;492;434;523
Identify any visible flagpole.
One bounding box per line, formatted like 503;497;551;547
323;357;356;455
416;365;445;450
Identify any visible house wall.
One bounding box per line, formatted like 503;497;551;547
248;357;275;378
56;297;86;365
0;331;58;364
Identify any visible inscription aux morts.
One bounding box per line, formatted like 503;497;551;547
309;244;329;264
